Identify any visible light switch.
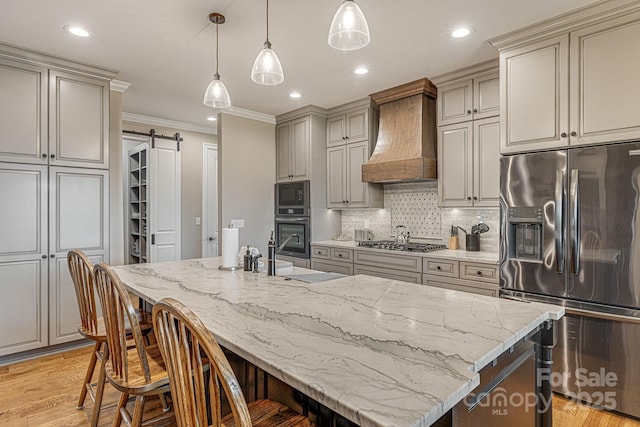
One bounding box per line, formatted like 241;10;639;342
231;219;245;228
195;216;201;225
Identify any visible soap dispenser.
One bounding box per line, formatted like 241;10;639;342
243;246;252;271
267;231;276;276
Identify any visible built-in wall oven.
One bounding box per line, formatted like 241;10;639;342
275;181;311;259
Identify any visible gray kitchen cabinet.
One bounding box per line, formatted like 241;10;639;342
494;7;640;153
437;71;499;126
276;254;310;269
326;105;369;147
353;250;423;284
311;259;354;276
353;264;422;284
310;245;354;275
422;258;499;297
0;164;109;355
0;57;110;169
276;116;310;182
326;99;382;209
438;117;500;207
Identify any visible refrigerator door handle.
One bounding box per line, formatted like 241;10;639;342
570;169;581;275
555;170;564;273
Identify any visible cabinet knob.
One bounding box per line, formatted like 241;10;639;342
561;132;567;138
50;154;56;159
436;266;442;270
467;110;471;114
42;153;48;158
338;254;342;257
473;108;478;113
342;136;346;140
477;271;482;275
346;200;349;204
345;136;349;140
570;131;577;137
467;197;472;200
42;255;47;259
473;196;478;200
50;254;55;258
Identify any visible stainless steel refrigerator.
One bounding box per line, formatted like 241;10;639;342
500;142;640;419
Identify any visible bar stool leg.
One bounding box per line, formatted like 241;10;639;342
78;341;100;408
91;344;108;427
111;392;129;427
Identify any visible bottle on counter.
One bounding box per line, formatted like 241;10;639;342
243;246;252;271
267;231;276;276
449;225;459;250
252;255;260;273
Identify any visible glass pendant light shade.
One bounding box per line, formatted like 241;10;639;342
328;0;370;51
203;73;231;108
251;42;284;85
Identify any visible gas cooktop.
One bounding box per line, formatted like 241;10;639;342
357;240;447;253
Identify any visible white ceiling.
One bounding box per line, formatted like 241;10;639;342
0;0;596;127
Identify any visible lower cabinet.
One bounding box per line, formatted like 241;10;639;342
422;258;499;296
423;275;498;297
311;259;354;275
277;255;310;269
353;264;422;284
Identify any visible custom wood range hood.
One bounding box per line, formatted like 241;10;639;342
362;78;438;183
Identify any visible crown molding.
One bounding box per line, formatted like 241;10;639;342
275;105;328;123
110;80;131;92
489;0;640;51
430;59;499;86
222;106;276;124
122;112;217;135
0;41;118;80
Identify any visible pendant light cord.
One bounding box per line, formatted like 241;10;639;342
215;23;220;76
266;0;270;43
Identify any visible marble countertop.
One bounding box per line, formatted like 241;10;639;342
113;257;562;427
312;240;499;264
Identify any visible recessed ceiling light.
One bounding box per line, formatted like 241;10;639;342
354;67;369;75
207;116;217;121
64;25;90;38
450;27;472;38
289;92;302;99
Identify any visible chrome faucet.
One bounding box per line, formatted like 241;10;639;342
277;234;300;253
394;225;407;244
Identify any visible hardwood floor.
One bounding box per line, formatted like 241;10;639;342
1;346;639;427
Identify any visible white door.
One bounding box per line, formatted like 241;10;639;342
326;146;346;208
438;122;473;207
202;143;219;257
473;117;501;207
49;167;109;345
438;80;473;126
0;163;48;355
346;142;369;208
276;123;292;182
291;117;310;181
149;139;181;262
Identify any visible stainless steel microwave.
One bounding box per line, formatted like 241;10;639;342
275;180;310;216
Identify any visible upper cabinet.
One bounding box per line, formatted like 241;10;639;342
437;71;499;126
0;51;113;168
492;4;640;153
433;63;500;208
275;106;327;183
325;99;382;209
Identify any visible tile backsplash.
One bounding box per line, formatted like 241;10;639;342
341;182;500;253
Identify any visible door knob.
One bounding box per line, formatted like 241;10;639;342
209;237;215;241
42;153;48;158
561;132;567;138
570;131;577;137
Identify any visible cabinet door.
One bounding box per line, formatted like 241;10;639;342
0;59;48;165
0;163;49;355
438;80;473;126
291;117;310;180
473;72;500;120
500;35;569;153
327;146;346;208
473;117;500;207
149;140;181;262
438;122;473;207
276;123;292;182
346;108;368;143
326;115;346;147
48;167;109;345
346;141;369;208
570;14;640;146
49;71;109;168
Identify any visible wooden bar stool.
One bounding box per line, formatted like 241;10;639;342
93;262;173;427
152;297;313;427
68;250;154;427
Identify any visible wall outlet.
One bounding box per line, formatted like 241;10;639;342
364;220;370;229
231;219;245;228
195;216;201;225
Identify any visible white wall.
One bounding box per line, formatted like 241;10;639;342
219;114;275;256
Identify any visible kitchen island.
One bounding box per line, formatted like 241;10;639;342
113;257;564;427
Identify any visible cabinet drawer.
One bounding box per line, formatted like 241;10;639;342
354;251;422;273
310;246;330;260
311;259;353;276
423;258;459;277
331;248;353;262
354;264;422;284
460;262;498;283
423;275;498;297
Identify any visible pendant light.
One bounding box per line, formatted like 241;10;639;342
203;13;231;108
328;0;370;51
251;0;284;85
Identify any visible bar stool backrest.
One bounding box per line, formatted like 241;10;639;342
68;249;100;337
93;262;151;383
152;298;253;427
